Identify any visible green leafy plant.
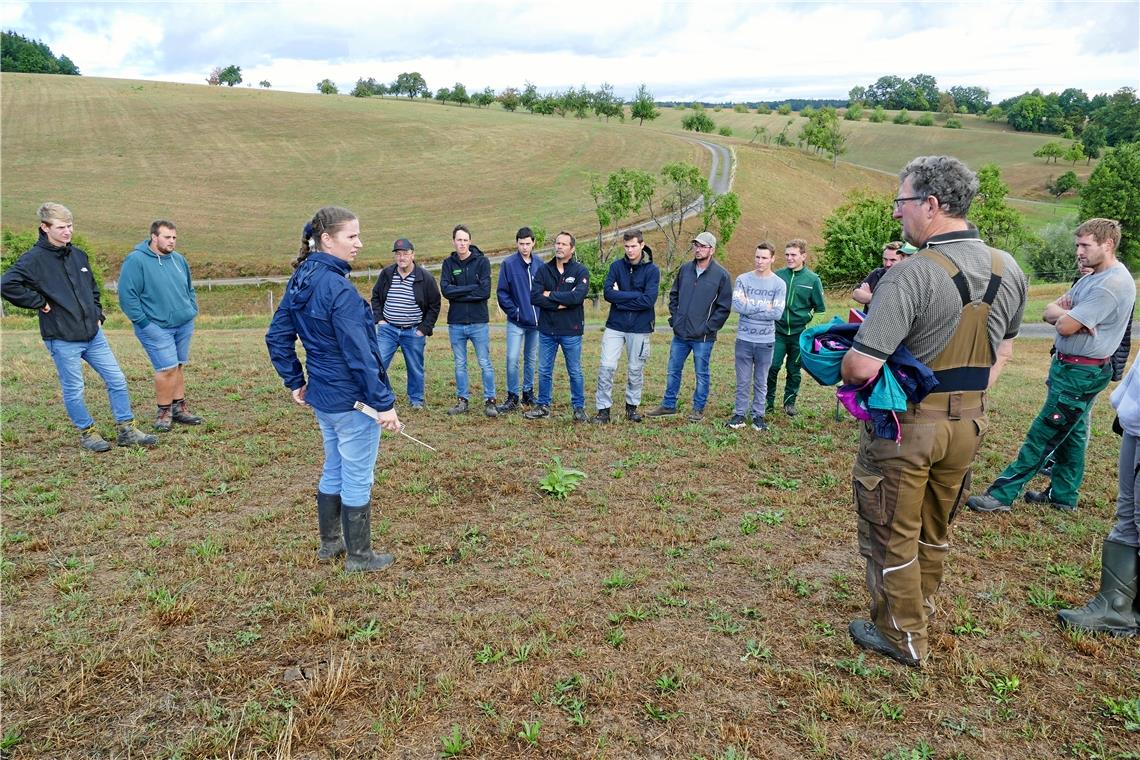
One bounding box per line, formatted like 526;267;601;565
643;700;681;721
1100;696;1140;731
1026;584;1064;610
517;719;541;746
473;643;504;665
654;670;683;693
439;725;470;757
988;673;1020;704
740;638;772;661
538;457;586;500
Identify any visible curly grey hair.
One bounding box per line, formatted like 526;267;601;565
898;156;978;218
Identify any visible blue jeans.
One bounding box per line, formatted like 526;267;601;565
376;322;426;405
661;336;715;412
132;319;195;371
537;333;585;408
313;407;381;507
44;327;135;429
505;321;539;397
448;323;496;400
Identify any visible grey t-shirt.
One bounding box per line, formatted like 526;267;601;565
1056;261;1136;358
732;272;785;344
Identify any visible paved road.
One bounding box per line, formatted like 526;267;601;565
105;137;735;292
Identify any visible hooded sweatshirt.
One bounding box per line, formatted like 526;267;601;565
265;252;395;413
1;231;103;341
440;244;491;324
603;245;660;334
117;240;198;329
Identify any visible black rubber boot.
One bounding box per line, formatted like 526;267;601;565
341;502;395;573
316;492;345;563
625;403;643;422
1057;539;1138;636
590;408;610;424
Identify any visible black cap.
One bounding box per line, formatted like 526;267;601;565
392;238;414;252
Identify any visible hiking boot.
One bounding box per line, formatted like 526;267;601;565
116;422;157;448
154;405;173;432
496;393;519;413
1057;539;1138;636
79;426;112;453
484;398;499;417
171;399;203;425
625;403;643;422
687;409;705;423
341;502;394;573
590;408;611;424
644;405;677;417
410;402;425;410
966;493;1011;513
1025;487;1077;513
315;491;345;563
521;390;535;406
447;397;469;415
573;407;588;423
751;416;769;432
524;404;550;420
726;414;746;429
848;619;921;668
783;402;797;417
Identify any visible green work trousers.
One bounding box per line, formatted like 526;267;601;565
987;358;1112;507
766;330;803;408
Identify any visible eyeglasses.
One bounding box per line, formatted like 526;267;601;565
893;195;926;210
692;243;712;250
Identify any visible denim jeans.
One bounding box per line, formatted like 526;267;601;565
448;323;496;400
505;321;539;397
661;336;715;412
537;333;585;408
733;339;775;418
376;322;426;405
595;328;650;409
313;407;381;506
44;327;135;429
132;319;195;372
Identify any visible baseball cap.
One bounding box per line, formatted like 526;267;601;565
392;238;414;252
692;231;717;248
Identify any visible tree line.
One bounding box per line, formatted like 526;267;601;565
1;30;80;75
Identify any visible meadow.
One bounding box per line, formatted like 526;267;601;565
1;320;1137;759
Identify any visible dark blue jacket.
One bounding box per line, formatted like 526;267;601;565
603;246;659;334
668;258;732;341
265;252;395;414
496;252;539;328
440;245;491;324
531;257;589;336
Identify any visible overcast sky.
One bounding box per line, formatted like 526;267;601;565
3;1;1137;102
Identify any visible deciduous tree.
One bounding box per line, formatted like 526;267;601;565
681;111;715;133
588;168;656;259
316;78;338;95
1033;141;1064;163
969;163;1034;254
630;84;659;125
498;87;520;112
816;191;901;286
219;65;242;87
1079;141;1140;264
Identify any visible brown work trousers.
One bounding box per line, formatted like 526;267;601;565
853;392;987;661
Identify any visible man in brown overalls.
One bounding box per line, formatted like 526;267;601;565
840;156;1029;667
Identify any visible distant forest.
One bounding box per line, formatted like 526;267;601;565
1;30;80;75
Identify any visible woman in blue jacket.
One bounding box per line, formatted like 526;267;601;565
266;207;401;573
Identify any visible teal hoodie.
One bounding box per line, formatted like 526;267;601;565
117;240;198;328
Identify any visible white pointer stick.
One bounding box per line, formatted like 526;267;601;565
353;401;439;452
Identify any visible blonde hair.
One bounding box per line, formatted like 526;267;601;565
1074;218;1121;249
37;202;73;226
785;238;808;255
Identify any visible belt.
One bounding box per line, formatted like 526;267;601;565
900;390;987;422
389;323;419;330
1056;353;1110;367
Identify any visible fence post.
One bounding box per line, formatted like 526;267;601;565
268;289;274;314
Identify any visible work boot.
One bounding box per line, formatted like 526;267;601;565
848;619;921;668
79;426;112;453
1025;487;1077;513
687;409;705;423
783;402;797;417
154;404;173;432
521;390;535;406
341;502;394;573
447;397;469;415
315;491;345;563
171;398;203;425
116;422;157;448
484;398;499;417
1057;539;1138;636
591;408;611;424
644;405;677;417
524;404;550;420
573;407;588;423
625;403;642;422
496;393;520;413
966;493;1011;513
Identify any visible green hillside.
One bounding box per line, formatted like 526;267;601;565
1;74;702;276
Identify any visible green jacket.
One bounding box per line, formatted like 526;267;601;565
774;266;825;336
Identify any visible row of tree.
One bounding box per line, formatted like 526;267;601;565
999;87;1137;145
1;30;79;75
849;75;988;114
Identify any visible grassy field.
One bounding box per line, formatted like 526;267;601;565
0;74;702;277
1;319;1138;759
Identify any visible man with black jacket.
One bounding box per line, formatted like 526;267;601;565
524;231;590;421
439;225;498;416
646;231;733;422
370;238;441;410
1;203;156;451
